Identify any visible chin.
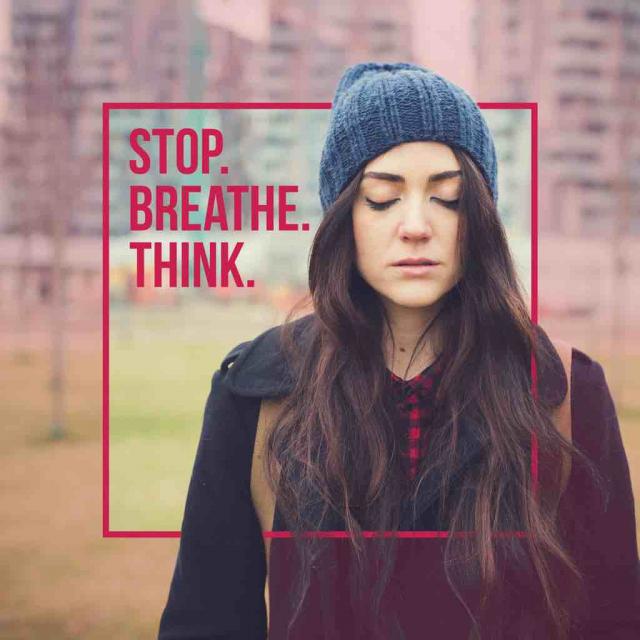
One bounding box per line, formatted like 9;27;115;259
389;297;443;309
381;287;448;310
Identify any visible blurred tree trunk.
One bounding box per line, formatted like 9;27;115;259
12;7;78;440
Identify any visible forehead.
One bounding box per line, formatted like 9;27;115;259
362;141;459;175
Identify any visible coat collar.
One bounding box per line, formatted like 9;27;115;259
222;313;567;408
221;313;313;398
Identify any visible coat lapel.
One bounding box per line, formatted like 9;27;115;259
222;314;312;399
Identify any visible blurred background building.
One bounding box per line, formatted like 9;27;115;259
0;0;637;319
1;1;638;638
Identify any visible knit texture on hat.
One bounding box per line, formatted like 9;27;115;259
319;62;498;212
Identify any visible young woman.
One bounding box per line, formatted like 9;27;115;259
158;63;639;639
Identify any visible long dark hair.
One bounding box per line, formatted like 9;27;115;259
262;146;604;638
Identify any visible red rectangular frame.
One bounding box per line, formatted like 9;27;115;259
102;101;539;539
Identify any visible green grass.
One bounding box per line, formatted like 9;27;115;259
109;322;222;529
110;339;222;438
110;434;197;530
108;300;277;530
109;332;223;530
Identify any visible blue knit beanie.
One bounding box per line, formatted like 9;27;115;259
319;62;498;212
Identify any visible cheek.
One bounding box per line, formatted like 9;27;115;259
352;209;382;267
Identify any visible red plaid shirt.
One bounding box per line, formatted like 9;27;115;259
389;358;444;480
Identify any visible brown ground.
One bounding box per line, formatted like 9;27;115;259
1;438;177;639
1;312;179;639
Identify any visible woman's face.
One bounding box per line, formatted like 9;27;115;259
352;141;463;312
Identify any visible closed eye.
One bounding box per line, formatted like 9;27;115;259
365;197;460;211
432;197;460;210
365;197;399;211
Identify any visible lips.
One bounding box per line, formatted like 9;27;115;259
392;257;440;277
393;258;439;266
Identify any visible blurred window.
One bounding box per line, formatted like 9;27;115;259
586;9;613;21
557;93;603;106
505;16;519;30
92;9;120;20
556;66;602;79
370;19;394;32
580;207;614;234
95;33;118;44
548;151;599;163
584;121;607;134
622;12;640;25
558;37;605;50
507;76;525;97
271;41;297;53
620;68;640;81
577;179;612;191
626;38;640;52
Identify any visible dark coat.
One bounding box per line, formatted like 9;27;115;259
158;314;639;639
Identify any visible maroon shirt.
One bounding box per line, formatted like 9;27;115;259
389;358;443;481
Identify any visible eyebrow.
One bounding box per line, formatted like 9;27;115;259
362;170;462;184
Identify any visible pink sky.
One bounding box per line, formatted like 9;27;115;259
410;0;476;96
196;0;271;44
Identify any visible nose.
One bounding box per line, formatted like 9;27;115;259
398;201;433;241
